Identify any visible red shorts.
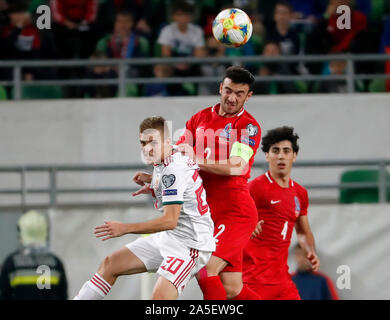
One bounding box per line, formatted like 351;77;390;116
207;189;258;273
246;279;301;300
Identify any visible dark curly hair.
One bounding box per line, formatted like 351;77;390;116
261;126;300;154
223;66;255;91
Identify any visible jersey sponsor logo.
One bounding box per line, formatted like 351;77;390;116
270;200;281;204
163;189;178;196
162;174;176;188
219;123;232;140
246;123;258;137
294;196;301;217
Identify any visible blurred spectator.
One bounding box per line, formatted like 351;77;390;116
0;0;8;27
291;244;339;300
253;41;298;95
325;0;368;53
93;0;117;39
257;0;279;28
198;35;226;95
289;0;327;21
0;210;68;300
82;51;117;98
318;60;348;93
114;0;154;39
307;0;368;56
379;17;390;92
143;63;190;96
266;1;300;55
51;0;98;59
157;0;205;77
95;10;150;59
95;10;150;82
0;1;41;83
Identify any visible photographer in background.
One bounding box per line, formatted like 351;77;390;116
0;210;68;300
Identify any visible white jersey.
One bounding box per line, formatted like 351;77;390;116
150;150;215;252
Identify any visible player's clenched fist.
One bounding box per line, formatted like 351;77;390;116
176;144;196;162
95;221;127;241
133;171;152;186
251;220;264;239
307;252;320;272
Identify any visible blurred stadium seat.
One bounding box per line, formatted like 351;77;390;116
339;169;390;203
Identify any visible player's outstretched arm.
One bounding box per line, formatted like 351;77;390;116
295;216;320;272
94;204;181;241
132;183;152;197
198;156;247;176
176;143;249;176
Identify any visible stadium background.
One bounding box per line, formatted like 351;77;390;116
1;0;390;300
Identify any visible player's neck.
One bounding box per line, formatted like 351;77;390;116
218;105;244;118
269;170;291;188
160;145;174;163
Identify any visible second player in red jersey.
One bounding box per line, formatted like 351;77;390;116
243;126;320;300
177;66;261;300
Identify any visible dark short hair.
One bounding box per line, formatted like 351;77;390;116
7;1;28;13
172;0;194;14
139;116;170;139
116;10;134;20
261;126;300;154
223;66;255;91
263;41;282;52
274;1;293;12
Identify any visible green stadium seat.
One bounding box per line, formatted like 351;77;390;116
126;84;139;97
369;79;386;92
0;86;8;100
294;80;308;94
138;37;151;57
339;169;390;203
18;85;63;100
153;43;162;57
371;0;386;23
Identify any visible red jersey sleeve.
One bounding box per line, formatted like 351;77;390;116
232;118;261;163
299;187;309;217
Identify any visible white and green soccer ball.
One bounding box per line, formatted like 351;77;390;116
212;8;253;48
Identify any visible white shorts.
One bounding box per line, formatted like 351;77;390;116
126;232;211;295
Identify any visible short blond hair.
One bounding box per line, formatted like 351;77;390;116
139;116;170;139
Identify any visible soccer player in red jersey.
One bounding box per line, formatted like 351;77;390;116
177;66;262;300
242;126;320;300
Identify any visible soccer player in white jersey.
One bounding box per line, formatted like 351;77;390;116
74;116;215;300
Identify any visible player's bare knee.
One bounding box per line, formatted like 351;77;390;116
99;255;117;277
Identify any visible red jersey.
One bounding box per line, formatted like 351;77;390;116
327;10;367;53
177;103;261;197
51;0;98;24
243;171;309;285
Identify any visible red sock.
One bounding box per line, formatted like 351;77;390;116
231;284;261;300
197;276;227;300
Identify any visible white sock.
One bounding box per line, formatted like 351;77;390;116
74;273;112;300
